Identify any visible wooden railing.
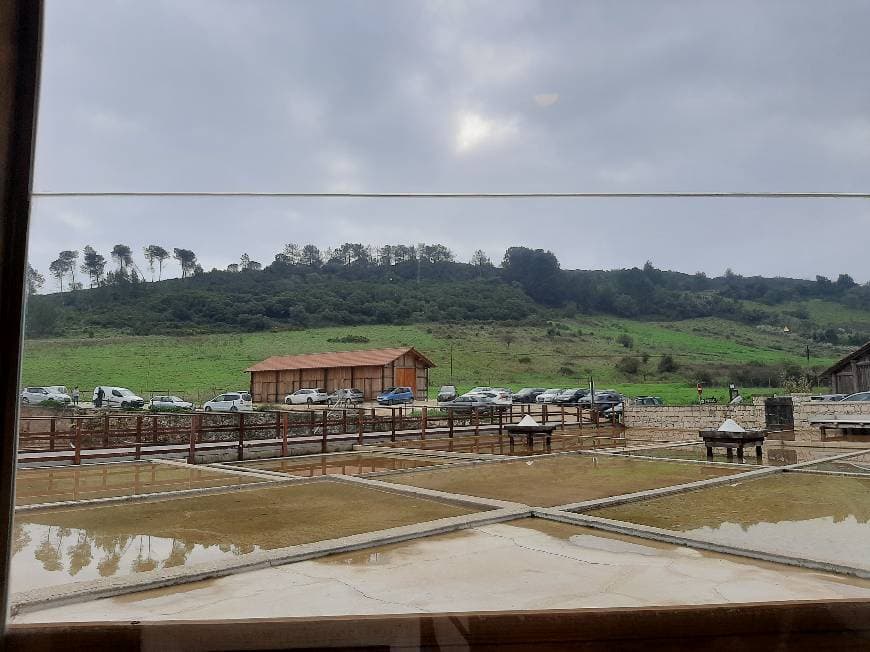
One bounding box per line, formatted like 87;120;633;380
16;404;619;465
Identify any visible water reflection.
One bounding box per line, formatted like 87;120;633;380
11;521;259;592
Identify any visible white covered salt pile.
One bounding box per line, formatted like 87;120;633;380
717;418;747;433
517;415;540;427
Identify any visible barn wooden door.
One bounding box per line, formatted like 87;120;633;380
395;368;416;390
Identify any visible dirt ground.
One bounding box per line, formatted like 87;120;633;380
384;455;738;506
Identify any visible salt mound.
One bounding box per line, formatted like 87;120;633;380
718;418;746;433
518;415;540;427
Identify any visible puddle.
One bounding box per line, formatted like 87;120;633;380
11;481;476;593
589;473;870;569
804;452;870;475
14;462;266;506
374;431;626;456
616;443;864;467
227;453;453;476
384;455;739;506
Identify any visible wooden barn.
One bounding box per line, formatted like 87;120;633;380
245;347;435;403
824;341;870;395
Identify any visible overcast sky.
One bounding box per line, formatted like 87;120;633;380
28;0;870;288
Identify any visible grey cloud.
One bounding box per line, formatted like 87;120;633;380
29;0;870;286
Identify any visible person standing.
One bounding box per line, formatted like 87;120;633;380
72;386;80;406
95;386;104;408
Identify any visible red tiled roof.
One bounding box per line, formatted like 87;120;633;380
245;347;435;372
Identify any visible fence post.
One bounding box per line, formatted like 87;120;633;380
321;409;328;453
421;406;428;440
152;415;158;444
474;408;480;436
73;420;81;465
282;412;289;457
448;408;454;438
542;404;548;424
103;413;109;448
577;406;581;429
561;406;566;432
188;413;198;464
49;417;56;452
135;415;142;460
498;410;503;437
237;412;245;461
357;408;364;445
309;410;315;438
391;408;396;442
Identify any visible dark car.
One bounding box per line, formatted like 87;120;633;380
577;391;624;410
843;392;870;402
437;385;457;402
633;396;664;406
553;388;589;405
512;387;546;403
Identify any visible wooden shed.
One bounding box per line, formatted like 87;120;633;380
245;347;435;403
824;341;870;395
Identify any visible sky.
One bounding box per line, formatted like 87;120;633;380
28;0;870;288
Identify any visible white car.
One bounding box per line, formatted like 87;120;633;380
285;388;329;405
202;391;253;412
149;395;194;410
535;388;564;404
461;386;494;398
481;390;512;405
21;386;71;405
93;386;145;409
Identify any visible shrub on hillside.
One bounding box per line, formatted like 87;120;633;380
617;334;634;348
657;354;678;373
615;356;640;375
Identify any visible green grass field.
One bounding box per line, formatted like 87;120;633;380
21;316;844;405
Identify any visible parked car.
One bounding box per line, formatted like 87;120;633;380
20;386;71;405
810;394;847;402
633;396;664;406
149;395;194;410
553;388;589;405
577;391;624;411
512;388;546;403
46;385;70;396
92;386;145;409
284;388;329;405
437;385;457;402
535;389;564;404
202;391;253;412
461;386;494;398
438;395;499;413
327;388;364;404
842;392;870;402
480;389;512;405
377;386;415;405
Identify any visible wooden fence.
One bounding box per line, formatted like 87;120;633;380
17;404;617;465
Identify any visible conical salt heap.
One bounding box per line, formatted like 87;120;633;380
717;418;746;433
517;415;540;427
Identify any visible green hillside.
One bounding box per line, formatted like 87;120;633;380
21;316;844;405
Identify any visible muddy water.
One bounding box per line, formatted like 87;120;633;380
590;473;870;569
14;462;266;506
807;453;870;474
617;443;868;467
384;455;739;506
11;481;476;593
374;431;626;456
229;453;450;476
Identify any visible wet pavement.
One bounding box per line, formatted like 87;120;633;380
10;481;477;593
14;462;267;506
615;443;869;467
226;453;456;476
15;518;870;623
383;455;741;506
589;472;870;569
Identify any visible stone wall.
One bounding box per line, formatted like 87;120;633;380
624;393;870;440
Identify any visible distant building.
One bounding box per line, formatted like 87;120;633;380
245;347;435;403
824;341;870;395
